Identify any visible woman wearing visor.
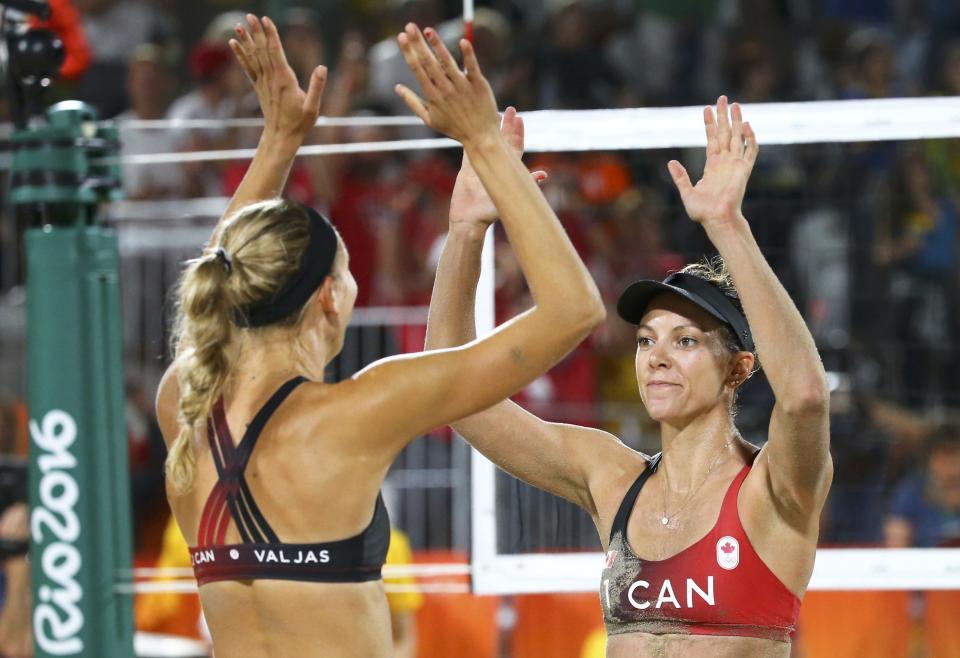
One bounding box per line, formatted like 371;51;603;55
426;94;831;656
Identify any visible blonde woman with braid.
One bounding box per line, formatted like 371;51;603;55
154;17;603;657
427;89;831;657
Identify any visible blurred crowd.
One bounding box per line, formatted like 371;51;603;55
0;0;959;598
0;0;958;537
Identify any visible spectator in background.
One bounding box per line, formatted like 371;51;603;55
726;40;806;276
821;372;894;543
0;503;30;658
27;0;92;85
533;0;622;109
790;177;850;353
277;8;328;88
117;45;185;200
367;0;441;110
166;39;241;198
72;0;172;117
838;29;902;180
840;27;901;101
223;29;368;212
126;377;167;550
930;38;960;97
606;0;726;106
384;528;424;658
0;397;28;656
136;516;208;644
886;423;960;547
167;12;248;198
322;99;456;309
874;148;958;407
925;39;960;202
0;396;22;457
368;4;513;120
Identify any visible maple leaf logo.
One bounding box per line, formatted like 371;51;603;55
716;536;739;570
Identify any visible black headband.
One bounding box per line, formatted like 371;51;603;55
616;271;755;352
233;204;339;328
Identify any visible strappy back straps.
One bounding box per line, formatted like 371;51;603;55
207;377;305;469
609;453;662;544
199;376;307;546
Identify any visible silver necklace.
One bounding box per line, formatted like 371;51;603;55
659;436;734;527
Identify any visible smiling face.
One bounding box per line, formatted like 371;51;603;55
635;293;753;426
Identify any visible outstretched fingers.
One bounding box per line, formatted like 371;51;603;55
232;24;261;81
743;122;759;168
667;160;694;200
501;107;524;154
716;95;731;152
395;84;430;125
261;16;290;73
704;106;719;155
229;36;256;83
245;14;270;81
303;66;328;117
406;24;451;93
397;30;439;98
425;28;463;86
247;14;266;49
460;39;483;82
730;102;744;154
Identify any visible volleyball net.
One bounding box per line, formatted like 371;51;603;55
4;96;959;602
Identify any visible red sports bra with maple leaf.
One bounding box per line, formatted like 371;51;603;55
600;453;801;642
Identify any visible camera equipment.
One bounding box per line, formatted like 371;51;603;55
1;0;64;127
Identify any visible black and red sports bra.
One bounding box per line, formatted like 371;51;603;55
189;376;391;586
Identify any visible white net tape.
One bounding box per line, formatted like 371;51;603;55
81;96;960;165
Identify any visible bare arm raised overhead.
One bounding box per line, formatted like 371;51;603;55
347;25;606;452
208;14;328;248
667;97;831;528
422;108;640;522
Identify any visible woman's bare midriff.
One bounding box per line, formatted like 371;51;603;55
606;632;790;658
199;579;392;658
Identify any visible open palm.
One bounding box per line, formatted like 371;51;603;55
668;96;758;228
449;107;545;227
394;24;500;145
229;14;327;139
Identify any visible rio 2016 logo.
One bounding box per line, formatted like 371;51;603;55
30;410;84;655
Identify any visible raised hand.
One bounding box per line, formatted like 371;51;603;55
229;14;327;140
449;107;547;229
394;24;500;146
668;96;758;229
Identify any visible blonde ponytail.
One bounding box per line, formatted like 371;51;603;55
166;199;315;494
167;254;235;493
